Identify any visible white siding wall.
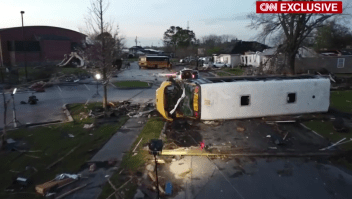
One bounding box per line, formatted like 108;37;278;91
200;78;330;120
231;55;241;68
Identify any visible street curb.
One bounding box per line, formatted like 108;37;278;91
208;72;219;77
63;104;74;122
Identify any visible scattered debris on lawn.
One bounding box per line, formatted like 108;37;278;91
320;138;347;151
132;138;143;155
35;174;79;196
83;124;94;129
46;146;79;170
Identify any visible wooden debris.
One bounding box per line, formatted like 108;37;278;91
55;183;87;199
36;178;74;196
46;146;78;170
132;138;143;153
158;185;165;194
179;169;192;178
157;159;166;164
236;127;245;132
89;163;97;172
148;172;156;182
106;178;132;199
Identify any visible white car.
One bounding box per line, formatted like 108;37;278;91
212;62;227;68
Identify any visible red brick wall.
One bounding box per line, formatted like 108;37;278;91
0;26;86;66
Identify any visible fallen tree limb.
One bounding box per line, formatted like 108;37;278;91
46;146;79;169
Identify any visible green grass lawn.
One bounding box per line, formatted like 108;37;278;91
0;103;128;199
303;121;352;151
216;68;244;77
335;74;352;77
302;90;352;150
330;91;352;113
223;68;244;75
113;80;150;88
98;117;165;199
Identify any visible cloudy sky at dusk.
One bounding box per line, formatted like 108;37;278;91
1;0;351;47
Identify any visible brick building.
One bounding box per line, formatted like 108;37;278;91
0;26;86;67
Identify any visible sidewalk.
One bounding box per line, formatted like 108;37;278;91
65;116;148;199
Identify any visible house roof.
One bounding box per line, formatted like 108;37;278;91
217;41;269;54
0;26;86;37
231;41;269;54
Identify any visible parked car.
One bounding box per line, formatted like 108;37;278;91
212;62;227;68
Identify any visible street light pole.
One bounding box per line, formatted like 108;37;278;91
92;73;101;98
21;11;28;82
8;88;21;128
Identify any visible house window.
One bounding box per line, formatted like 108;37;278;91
287;93;296;103
337;58;345;68
241;95;250;106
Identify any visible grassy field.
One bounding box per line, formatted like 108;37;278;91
335;74;352;77
216;68;244;76
302;90;352;150
98;117;165;199
0;103;128;199
303;121;352;151
113;80;150;88
330;91;352;113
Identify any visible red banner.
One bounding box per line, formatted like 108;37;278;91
256;1;343;14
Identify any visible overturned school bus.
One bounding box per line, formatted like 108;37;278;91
156;69;330;121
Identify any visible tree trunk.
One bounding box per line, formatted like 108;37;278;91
1;91;7;150
103;83;108;111
287;52;296;75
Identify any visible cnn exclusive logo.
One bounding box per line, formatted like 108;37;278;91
256;1;343;14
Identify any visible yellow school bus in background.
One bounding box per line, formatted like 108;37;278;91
139;55;172;69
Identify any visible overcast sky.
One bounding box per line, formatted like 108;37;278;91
1;0;351;47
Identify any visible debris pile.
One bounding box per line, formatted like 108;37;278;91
29;81;49;92
85;101;156;121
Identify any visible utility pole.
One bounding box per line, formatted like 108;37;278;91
187;21;189;30
21;11;28;82
135;36;138;46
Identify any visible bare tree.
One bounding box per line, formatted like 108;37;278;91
82;0;125;112
247;0;350;74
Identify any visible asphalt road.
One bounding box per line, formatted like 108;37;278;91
171;156;352;199
0;62;172;128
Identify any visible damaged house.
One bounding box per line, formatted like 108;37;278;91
213;40;270;68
